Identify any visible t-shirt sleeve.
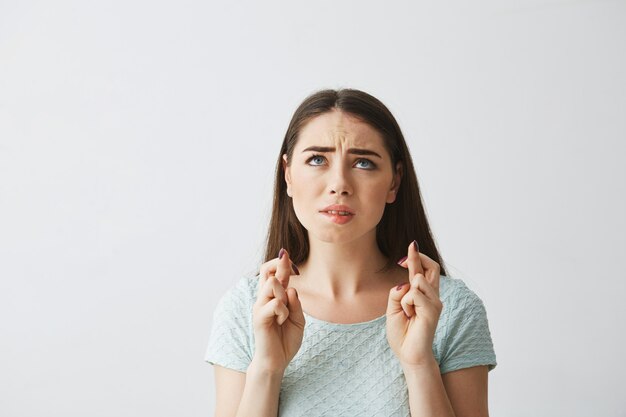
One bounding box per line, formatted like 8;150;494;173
438;282;497;374
204;278;254;373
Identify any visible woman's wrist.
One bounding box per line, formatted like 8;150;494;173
400;354;440;375
249;356;287;377
237;357;285;417
401;355;455;417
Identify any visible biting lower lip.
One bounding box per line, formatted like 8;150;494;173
320;211;355;224
320;211;354;216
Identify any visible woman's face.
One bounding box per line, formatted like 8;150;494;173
283;109;402;244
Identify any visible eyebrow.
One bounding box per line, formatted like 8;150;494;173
301;146;383;159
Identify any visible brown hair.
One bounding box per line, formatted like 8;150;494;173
258;88;448;277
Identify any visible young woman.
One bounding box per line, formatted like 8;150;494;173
205;88;497;417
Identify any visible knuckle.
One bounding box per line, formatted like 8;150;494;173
402;293;413;304
261;259;280;274
268;297;282;309
259;264;269;278
277;290;288;304
252;304;265;319
261;278;273;292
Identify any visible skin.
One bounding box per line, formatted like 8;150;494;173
282;108;405;304
215;108;490;417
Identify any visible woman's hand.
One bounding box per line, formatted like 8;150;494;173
386;241;443;368
252;248;305;373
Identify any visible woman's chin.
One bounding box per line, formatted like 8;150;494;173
308;229;365;245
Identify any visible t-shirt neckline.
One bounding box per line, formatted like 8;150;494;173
302;311;387;327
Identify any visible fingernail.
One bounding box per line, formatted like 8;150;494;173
412;240;419;252
292;263;300;275
396;283;406;290
396;256;408;265
278;248;285;259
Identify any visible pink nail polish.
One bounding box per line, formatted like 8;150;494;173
278;248;285;259
413;240;419;252
292;263;300;275
396;256;408;265
396;283;406;290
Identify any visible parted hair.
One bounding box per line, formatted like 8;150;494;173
258;88;447;277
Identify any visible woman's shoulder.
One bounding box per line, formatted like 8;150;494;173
439;274;486;309
215;274;259;309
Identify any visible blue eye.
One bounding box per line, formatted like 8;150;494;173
305;154;377;170
355;159;375;169
308;155;326;166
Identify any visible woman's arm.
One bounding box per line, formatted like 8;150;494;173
441;365;489;417
215;361;283;417
230;251;303;416
403;360;489;417
234;358;284;417
403;358;456;417
214;366;246;416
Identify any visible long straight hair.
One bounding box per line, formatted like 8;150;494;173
258;88;447;277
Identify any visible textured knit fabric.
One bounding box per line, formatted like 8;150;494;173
205;274;497;416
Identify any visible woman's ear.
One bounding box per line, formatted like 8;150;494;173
387;161;403;203
282;154;292;197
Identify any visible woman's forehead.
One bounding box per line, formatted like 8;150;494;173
296;111;385;151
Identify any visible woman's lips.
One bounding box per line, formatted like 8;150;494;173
320;204;355;214
320;211;355;225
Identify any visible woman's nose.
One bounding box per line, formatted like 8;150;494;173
328;164;352;195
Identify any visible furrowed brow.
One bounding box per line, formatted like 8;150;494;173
301;146;382;159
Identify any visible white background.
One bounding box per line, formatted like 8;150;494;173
1;0;625;416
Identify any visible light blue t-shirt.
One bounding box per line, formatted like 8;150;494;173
205;274;497;416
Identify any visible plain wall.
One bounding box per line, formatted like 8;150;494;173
1;0;625;416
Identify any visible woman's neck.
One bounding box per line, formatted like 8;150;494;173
295;234;396;300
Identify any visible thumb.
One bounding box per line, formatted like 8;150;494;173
286;288;305;326
386;282;410;317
